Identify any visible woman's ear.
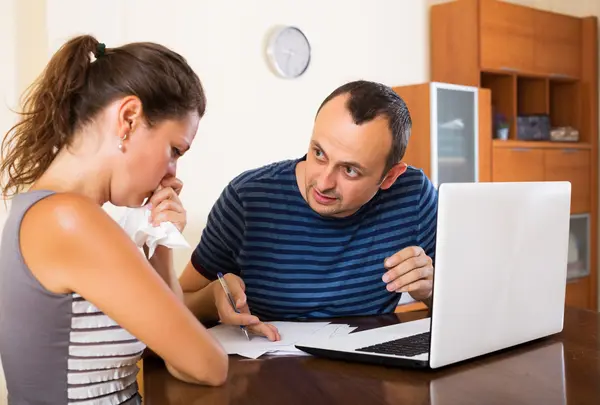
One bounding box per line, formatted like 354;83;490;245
116;95;143;140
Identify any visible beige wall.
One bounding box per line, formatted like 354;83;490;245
0;1;430;399
0;1;47;402
44;0;432;272
0;0;17;399
0;0;598;400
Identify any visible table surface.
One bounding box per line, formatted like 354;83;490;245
142;307;600;405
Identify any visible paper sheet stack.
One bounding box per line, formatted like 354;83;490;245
207;321;358;359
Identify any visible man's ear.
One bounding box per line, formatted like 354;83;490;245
379;162;408;190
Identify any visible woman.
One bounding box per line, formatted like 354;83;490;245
0;35;228;404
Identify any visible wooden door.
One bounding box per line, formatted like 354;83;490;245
479;0;535;73
544;149;590;214
393;84;432;177
492;147;545;182
533;10;581;78
565;277;590;309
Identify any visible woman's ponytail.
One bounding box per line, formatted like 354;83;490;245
0;35;99;197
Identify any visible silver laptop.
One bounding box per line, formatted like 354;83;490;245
296;181;571;369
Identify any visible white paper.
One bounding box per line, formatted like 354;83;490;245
117;206;190;258
208;321;357;359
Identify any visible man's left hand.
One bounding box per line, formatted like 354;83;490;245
382;246;434;301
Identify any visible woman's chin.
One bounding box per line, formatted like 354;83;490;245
111;193;151;208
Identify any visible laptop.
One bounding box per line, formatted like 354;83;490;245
295;181;571;369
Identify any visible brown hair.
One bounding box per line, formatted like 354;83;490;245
0;34;206;198
317;80;411;176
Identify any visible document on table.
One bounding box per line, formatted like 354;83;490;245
207;321;358;359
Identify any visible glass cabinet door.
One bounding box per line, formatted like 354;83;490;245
567;214;590;281
431;83;478;187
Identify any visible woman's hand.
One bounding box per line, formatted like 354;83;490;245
147;176;186;232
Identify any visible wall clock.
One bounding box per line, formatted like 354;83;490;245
266;26;311;79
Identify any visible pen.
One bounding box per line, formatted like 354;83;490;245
217;272;250;341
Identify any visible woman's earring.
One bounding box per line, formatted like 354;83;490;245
118;133;128;151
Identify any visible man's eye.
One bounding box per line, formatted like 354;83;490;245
172;147;183;157
345;167;358;177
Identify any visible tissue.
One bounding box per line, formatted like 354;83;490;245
117;206;190;258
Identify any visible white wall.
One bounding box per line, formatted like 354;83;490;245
46;0;431;272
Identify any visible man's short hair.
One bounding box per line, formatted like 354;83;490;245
317;80;412;174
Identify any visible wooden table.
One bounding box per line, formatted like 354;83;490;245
142;307;600;405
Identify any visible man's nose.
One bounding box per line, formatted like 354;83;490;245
316;167;336;191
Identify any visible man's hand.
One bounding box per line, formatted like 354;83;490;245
382;246;434;301
212;273;281;341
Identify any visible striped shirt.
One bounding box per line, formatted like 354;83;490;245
192;156;437;320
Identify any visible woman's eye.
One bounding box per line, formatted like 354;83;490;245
172;147;182;157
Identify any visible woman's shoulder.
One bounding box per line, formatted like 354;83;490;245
20;191;135;294
22;191;119;239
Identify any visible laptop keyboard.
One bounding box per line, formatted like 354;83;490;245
355;332;430;357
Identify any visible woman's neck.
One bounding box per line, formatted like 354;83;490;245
31;146;112;206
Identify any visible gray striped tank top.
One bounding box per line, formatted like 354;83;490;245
0;190;146;404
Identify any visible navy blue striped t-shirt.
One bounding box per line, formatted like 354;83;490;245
191;156;437;320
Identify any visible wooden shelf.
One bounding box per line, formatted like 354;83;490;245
481;71;516;138
517;77;548;115
493;140;591;149
482;68;550;80
480;69;579;83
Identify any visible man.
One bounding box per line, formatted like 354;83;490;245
179;80;437;341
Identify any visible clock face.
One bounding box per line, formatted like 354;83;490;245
267;26;311;79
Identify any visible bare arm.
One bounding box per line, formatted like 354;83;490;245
179;260;219;321
146;245;183;300
179;261;281;341
22;194;228;386
145;246;203;383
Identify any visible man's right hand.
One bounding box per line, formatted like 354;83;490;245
212;273;281;341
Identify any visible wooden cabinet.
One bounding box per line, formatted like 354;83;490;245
432;0;584;82
479;0;581;78
544;149;590;213
492;145;591;214
480;0;535;73
431;0;598;311
566;277;591;309
492;147;544;182
492;143;594;310
393;83;492;186
533;11;581;79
